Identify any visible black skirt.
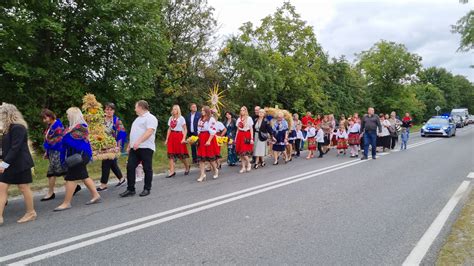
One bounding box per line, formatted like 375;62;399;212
0;169;33;185
64;161;89;181
377;135;391;149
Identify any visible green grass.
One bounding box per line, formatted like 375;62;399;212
8;141;228;197
437;190;474;265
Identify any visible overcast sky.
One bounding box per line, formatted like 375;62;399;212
208;0;473;81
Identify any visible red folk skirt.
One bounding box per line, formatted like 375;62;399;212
348;133;360;145
337;138;348;149
331;134;338;146
167;131;189;159
197;132;220;162
307;137;317;151
235;130;254;156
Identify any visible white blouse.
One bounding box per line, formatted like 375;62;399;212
236;116;254;131
348;123;360;133
305;127;317;138
216;121;225;133
168;116;186;132
380;120;391;137
316;129;325;143
336;130;348;139
198;117;217;135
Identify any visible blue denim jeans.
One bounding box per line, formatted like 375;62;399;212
363;131;377;158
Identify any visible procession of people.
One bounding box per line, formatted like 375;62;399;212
0;100;412;225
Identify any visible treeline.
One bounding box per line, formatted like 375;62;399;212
1;1;473;147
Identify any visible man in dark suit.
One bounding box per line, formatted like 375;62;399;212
185;103;201;164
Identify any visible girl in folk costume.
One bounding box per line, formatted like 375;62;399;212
272;112;289;165
335;125;349;156
196;106;220;182
164;105;190;178
304;121;317;159
41;109;74;201
97;103;127;191
347;118;361;158
235;106;254;173
55;107;101;211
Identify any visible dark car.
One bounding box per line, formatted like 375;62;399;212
452;115;464;128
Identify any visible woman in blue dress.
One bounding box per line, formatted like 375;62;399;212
224;111;238;166
272;112;289;165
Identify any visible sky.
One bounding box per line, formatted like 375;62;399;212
207;0;473;81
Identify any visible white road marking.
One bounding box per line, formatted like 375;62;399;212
8;160;366;265
0;159;362;264
402;180;472;266
0;130;462;264
467;172;474;179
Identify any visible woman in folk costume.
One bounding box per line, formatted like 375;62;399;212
54;107;101;211
196;106;220;182
164;105;190;178
235;106;254;173
335;124;349;156
97;103;127;191
271;112;289;165
41;109;79;201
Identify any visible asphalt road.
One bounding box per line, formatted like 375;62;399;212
1;127;473;265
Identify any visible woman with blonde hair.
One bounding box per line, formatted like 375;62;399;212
54;107;101;211
164;105;190;178
235;106;254;173
0;103;36;225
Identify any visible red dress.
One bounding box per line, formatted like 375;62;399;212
235;116;254;156
167;116;189;159
197;118;220;162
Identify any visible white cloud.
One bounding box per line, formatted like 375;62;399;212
208;0;473;81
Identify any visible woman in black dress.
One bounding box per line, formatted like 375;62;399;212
0;103;36;225
54;107;101;211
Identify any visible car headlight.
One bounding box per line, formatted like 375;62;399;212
422;126;427;130
442;126;448;130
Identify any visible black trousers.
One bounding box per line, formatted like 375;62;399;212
294;139;301;156
100;159;123;184
189;132;198;162
126;148;154;191
318;142;324;157
390;136;398;149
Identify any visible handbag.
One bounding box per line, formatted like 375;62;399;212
65;153;83;168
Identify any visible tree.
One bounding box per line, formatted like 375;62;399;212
322;57;369;116
418;67;460;110
356;40;423;115
219;2;328;114
153;0;218;132
452;8;473;53
0;1;168;145
411;83;446;120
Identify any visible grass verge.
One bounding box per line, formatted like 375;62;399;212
436;189;474;265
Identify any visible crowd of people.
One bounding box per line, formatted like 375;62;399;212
0;101;413;225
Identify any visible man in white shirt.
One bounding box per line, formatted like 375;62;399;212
120;100;158;198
